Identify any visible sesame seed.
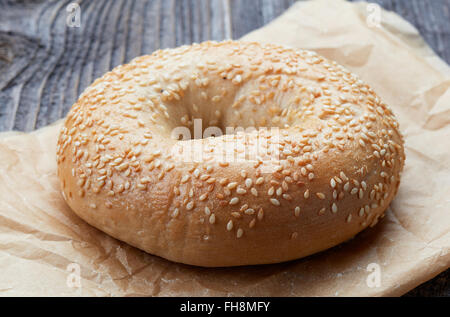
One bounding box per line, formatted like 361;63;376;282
250;188;258;197
117;162;129;171
257;208;264;220
255;177;264;185
233;75;242;84
330;178;336;188
316;192;325;199
229;197;239;205
236;228;243;238
236;187;247;195
240;204;248;212
294;207;300;217
304;189;310;199
343;182;350;192
270;198;280;206
359;207;365;217
245;208;255;215
301;167;307;176
332;190;338;199
332;203;338;213
245;178;253;188
172;208;179;218
231;212;241;218
227;182;238;190
193;168;200;178
204;206;211;215
227;220;234;231
186;201;194;210
361;181;367;190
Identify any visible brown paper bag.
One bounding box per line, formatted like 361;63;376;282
1;0;449;296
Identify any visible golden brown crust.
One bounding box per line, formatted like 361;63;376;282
56;41;405;267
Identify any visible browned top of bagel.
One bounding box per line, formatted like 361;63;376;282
57;41;405;267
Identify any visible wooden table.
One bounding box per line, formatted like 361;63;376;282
0;0;448;296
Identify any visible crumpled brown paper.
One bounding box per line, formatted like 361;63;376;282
0;0;449;296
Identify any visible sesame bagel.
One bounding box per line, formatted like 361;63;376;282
56;41;405;267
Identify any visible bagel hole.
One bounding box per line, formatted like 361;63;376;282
175;116;277;141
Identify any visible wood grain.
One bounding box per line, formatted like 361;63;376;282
0;0;448;296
